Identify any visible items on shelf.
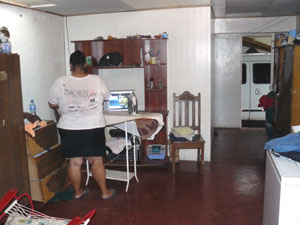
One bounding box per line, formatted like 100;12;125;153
107;35;117;40
147;144;166;160
288;30;297;44
127;34;152;40
158;79;163;89
275;31;300;47
98;52;123;67
147;50;160;64
162;32;168;39
96;33;168;41
145;51;151;64
147;77;165;89
95;36;103;40
149;77;154;88
86;56;92;66
0;26;11;54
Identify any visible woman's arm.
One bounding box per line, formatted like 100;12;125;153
48;102;59;109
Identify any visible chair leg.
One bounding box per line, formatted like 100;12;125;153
175;149;180;163
172;145;176;175
197;148;200;165
201;144;205;165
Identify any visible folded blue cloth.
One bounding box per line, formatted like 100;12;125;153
169;133;189;142
264;133;300;153
169;133;196;142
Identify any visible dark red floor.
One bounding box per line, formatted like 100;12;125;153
35;128;267;225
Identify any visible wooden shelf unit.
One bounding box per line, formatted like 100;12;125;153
72;38;168;165
273;45;300;136
0;54;30;198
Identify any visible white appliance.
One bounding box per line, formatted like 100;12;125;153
263;150;300;225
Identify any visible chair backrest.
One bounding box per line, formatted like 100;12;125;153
173;91;201;134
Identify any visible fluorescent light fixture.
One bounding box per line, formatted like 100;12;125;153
1;0;56;8
30;3;56;8
1;0;27;7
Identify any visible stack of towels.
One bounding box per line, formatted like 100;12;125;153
171;127;195;141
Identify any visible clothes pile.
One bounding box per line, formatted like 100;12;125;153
258;91;275;140
169;127;195;142
23;112;47;137
264;133;300;163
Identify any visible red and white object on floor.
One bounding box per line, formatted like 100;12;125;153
0;189;96;225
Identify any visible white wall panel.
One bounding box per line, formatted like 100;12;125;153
66;7;212;161
213;34;242;127
0;3;65;121
214;16;296;34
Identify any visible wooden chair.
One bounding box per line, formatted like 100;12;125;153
169;91;205;175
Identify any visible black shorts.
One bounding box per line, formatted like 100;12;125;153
58;127;106;158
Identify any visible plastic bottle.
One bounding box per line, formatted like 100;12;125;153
29;100;36;114
1;41;11;54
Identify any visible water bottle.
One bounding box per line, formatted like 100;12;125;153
29;100;36;114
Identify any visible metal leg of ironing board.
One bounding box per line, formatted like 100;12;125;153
85;158;91;186
133;123;139;183
125;122;130;192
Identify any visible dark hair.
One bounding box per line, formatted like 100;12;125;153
70;50;86;71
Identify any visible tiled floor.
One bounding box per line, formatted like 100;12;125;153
35;128;267;225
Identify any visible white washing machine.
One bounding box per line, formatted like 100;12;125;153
263;150;300;225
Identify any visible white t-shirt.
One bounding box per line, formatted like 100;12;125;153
48;74;110;130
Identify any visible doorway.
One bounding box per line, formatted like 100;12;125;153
241;36;272;127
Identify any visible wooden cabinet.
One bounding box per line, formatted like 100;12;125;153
274;45;300;136
73;38;168;165
0;54;30;198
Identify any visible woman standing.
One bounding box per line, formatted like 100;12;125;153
48;50;115;200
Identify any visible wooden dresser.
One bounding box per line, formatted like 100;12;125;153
26;121;67;202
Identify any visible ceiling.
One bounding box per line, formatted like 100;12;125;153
1;0;300;18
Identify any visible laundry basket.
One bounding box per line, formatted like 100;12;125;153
0;189;95;225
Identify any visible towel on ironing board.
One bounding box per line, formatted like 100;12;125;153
136;119;159;140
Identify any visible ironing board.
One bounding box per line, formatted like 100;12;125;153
86;111;164;192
